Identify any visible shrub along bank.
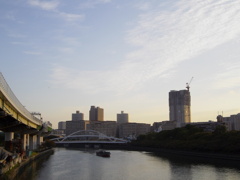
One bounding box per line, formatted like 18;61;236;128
131;124;240;153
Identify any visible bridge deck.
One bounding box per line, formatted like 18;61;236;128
0;73;50;133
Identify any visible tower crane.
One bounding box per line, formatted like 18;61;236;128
186;77;193;91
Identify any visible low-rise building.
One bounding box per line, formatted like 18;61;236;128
58;121;66;130
52;129;65;136
217;114;240;131
230;114;240;131
191;121;224;132
152;121;176;132
217;115;233;131
66;120;85;135
118;123;150;138
87;121;117;137
58;121;66;134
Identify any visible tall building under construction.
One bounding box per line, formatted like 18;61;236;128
169;89;191;127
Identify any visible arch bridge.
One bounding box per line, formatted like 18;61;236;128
52;130;127;148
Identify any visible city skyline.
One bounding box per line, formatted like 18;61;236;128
1;1;240;128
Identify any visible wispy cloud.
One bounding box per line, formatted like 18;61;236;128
27;0;84;22
11;41;30;45
78;0;112;9
28;0;59;11
8;33;26;38
134;2;152;11
122;0;240;87
3;11;24;24
24;51;42;55
58;12;85;22
50;66;112;93
58;47;75;54
50;0;240;94
214;62;240;89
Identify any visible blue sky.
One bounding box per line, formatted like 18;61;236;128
1;0;240;128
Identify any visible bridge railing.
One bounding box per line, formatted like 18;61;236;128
0;72;42;125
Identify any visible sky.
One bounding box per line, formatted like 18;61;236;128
1;0;240;129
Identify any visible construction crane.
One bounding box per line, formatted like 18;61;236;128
186;77;193;91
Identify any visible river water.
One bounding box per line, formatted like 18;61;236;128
19;148;240;180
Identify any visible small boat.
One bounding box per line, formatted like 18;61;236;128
96;150;110;157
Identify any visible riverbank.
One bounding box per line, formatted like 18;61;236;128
0;148;54;180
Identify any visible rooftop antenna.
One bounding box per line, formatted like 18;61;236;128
186;77;193;91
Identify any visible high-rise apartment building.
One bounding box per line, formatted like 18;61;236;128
117;111;129;124
169;89;191;127
72;110;84;121
89;106;104;121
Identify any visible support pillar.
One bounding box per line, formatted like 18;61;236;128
22;134;29;152
4;132;14;152
37;135;43;148
29;134;38;150
29;135;33;151
33;135;37;150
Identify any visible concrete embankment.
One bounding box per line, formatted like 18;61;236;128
0;149;54;180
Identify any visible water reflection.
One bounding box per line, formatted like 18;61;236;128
151;152;240;180
15;152;53;180
16;148;240;180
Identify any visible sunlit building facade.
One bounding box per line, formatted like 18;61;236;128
89;106;104;121
117;111;129;124
72;110;84;121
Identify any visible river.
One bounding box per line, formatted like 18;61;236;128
18;148;240;180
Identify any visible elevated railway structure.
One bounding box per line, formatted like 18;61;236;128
0;72;52;152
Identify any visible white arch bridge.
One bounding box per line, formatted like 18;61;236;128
52;130;128;148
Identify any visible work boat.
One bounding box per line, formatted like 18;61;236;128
96;150;111;157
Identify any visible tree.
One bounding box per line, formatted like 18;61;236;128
213;125;227;135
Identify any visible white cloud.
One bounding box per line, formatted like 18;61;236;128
4;12;24;24
50;0;240;94
214;62;240;89
24;51;42;55
5;12;16;21
135;2;151;11
58;47;75;54
27;0;84;22
124;0;240;85
28;0;59;10
50;66;112;93
11;41;29;45
79;0;112;9
8;33;26;38
58;12;85;22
